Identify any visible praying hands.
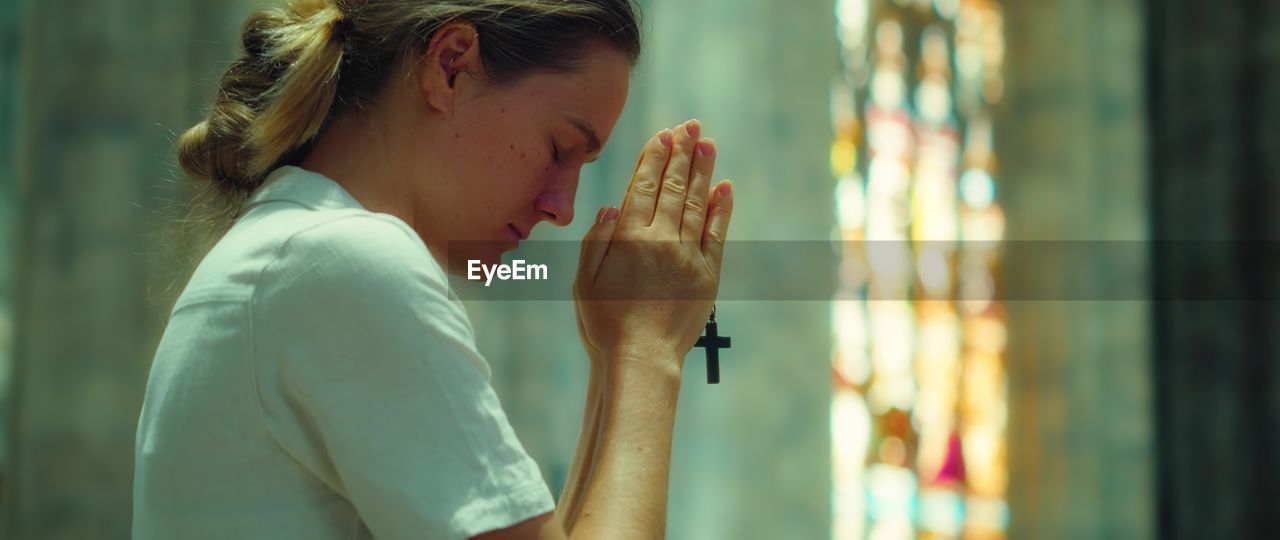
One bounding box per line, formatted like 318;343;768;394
573;119;735;371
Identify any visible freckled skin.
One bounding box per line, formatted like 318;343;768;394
393;45;632;273
303;37;632;277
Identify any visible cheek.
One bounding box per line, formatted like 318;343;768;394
451;145;553;227
497;140;558;192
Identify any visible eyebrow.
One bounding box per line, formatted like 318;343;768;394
565;114;603;163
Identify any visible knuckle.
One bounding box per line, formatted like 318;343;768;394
660;173;688;192
683;198;706;215
630;178;660;197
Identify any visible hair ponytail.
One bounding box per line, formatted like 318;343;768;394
248;1;345;176
177;0;346;207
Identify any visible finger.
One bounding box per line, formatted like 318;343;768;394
701;180;734;268
619;123;686;218
653;119;701;231
681;138;716;243
618;129;674;229
616;144;647;218
577;206;620;286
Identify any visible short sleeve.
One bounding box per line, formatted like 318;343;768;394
250;214;555;540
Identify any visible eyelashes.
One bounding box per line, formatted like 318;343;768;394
550;140;594;166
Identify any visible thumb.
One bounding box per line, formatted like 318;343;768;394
577;206;619;285
701;180;733;269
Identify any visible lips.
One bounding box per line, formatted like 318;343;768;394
507;224;527;241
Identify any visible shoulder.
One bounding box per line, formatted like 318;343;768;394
266;212;446;295
249;211;488;377
282;212;438;273
252;211;467;330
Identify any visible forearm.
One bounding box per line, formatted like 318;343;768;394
556;357;605;532
570;353;683;540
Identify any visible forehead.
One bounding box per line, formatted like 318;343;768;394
510;47;631;139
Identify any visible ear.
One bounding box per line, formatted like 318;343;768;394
417;21;483;119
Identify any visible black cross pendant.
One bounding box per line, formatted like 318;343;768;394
694;306;731;384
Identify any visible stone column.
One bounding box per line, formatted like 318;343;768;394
4;1;266;537
0;0;26;487
1147;0;1280;537
635;1;836;537
997;0;1153;537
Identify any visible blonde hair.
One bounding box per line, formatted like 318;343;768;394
176;0;641;230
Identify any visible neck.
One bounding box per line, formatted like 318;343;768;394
300;106;422;230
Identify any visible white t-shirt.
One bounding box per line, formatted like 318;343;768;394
133;166;555;539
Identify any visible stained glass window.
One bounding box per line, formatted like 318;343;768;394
830;1;1008;538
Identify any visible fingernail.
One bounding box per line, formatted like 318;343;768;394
595;207;607;224
717;183;732;198
698;141;715;157
602;206;619;222
658;130;673;148
685;120;701;138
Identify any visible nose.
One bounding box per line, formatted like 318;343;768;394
534;169;579;226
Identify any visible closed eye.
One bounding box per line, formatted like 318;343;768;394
551;140;602;165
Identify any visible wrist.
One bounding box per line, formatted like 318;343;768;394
603;337;683;365
602;349;684;389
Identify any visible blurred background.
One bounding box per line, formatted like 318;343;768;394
2;0;1278;538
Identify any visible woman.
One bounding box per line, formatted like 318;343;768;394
132;0;734;539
